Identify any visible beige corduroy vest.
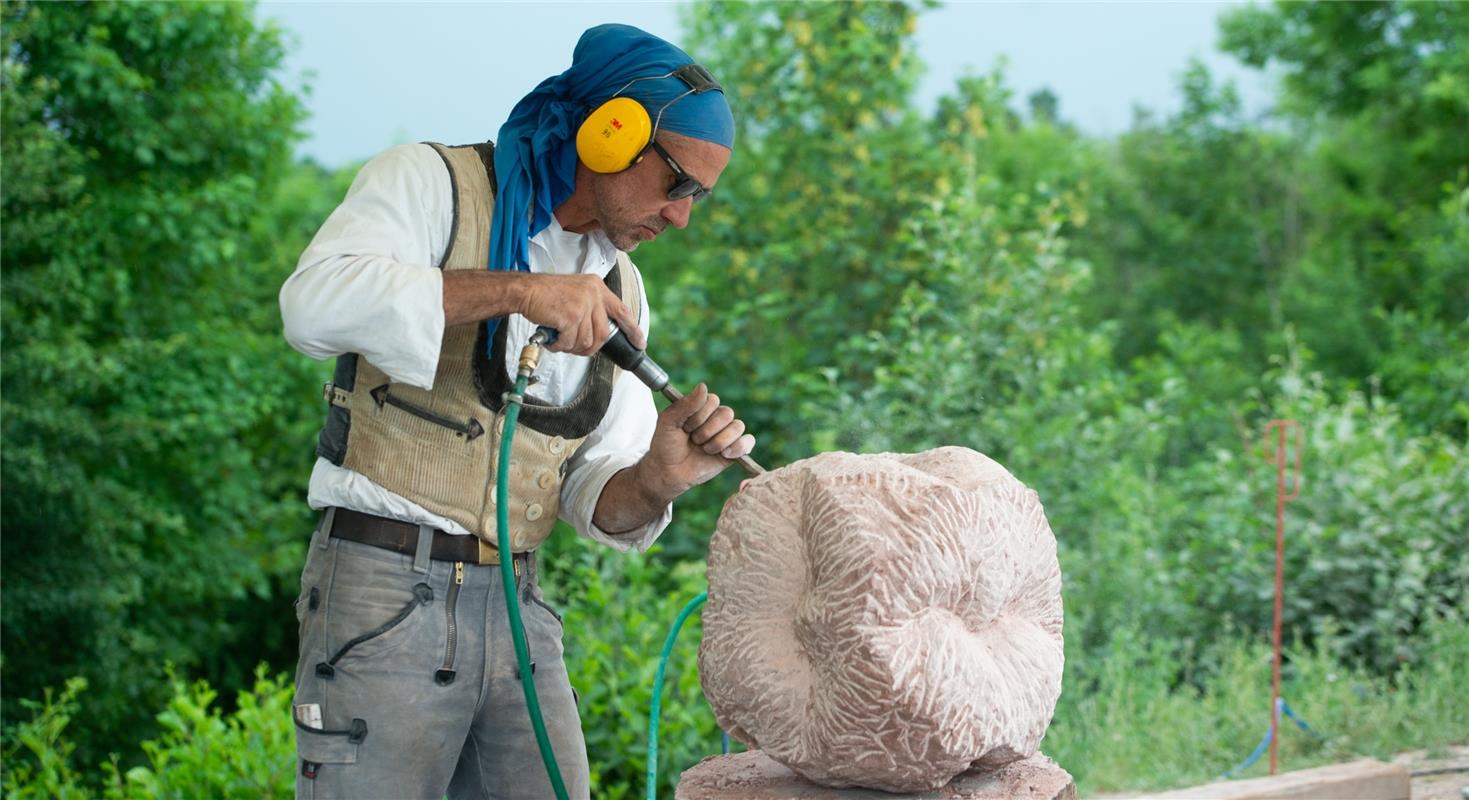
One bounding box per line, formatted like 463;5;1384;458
317;141;642;550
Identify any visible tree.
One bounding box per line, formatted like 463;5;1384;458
1;0;327;763
1028;87;1060;126
1220;1;1469;409
1076;61;1303;369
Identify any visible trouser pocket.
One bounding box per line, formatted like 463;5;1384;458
315;581;434;680
295;717;367;780
528;593;563;626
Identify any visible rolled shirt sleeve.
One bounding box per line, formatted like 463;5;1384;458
557;272;672;552
279;144;451;390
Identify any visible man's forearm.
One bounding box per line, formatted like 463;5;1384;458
442;271;527;327
593;460;684;535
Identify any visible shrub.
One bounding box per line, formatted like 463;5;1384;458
1;667;294;799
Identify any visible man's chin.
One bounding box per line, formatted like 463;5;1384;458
608;232;642;252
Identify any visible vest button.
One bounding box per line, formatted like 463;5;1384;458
537;470;556;490
495;418;506;435
548;436;565;454
525;503;544;521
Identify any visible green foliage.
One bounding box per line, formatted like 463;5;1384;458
1;679;92;800
539;529;724;799
1046;615;1469;794
1071;2;1469;415
1;668;295;799
6;617;1464;798
661;3;1467;789
655;1;936;453
1219;1;1469;198
799;150;1468;672
103;667;295;799
0;539;722;799
1218;1;1469;393
3;0;1466;795
0;0;331;764
1077;61;1304;366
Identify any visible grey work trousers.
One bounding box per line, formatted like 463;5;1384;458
292;517;590;800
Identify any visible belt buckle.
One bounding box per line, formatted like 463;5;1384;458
475;537;499;567
474;538;523;575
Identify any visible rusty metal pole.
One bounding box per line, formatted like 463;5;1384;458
1262;419;1302;775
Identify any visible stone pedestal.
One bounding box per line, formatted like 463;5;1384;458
675;750;1076;800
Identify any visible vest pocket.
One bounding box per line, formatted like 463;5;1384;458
370;384;484;441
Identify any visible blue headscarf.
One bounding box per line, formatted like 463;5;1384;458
489;24;735;280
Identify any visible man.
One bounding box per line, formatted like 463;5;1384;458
278;24;752;799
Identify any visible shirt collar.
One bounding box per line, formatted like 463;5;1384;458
530;214;618;278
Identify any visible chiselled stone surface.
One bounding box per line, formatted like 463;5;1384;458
699;448;1064;793
675;750;1076;800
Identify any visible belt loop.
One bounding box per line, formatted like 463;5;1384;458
412;524;433;574
518;551;535;594
315;508;336;550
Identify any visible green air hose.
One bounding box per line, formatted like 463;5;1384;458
502;367;711;800
503;328;738;800
646;591;708;800
498;370;570;800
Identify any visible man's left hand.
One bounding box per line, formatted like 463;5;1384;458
593;383;755;536
636;383;755;498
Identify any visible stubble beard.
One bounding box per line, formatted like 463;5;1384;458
595;181;662;252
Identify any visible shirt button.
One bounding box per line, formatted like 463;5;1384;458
525;504;544;522
548;436;565;454
495;417;506;435
537;470;556;490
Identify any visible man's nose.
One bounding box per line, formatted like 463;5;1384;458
660;196;693;230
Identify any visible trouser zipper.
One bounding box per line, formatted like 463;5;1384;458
436;561;463;686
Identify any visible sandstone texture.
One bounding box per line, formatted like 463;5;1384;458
699;448;1064;793
675;750;1076;800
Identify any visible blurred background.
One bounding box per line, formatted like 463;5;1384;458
2;1;1465;797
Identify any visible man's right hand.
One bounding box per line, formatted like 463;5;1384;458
519;273;644;355
441;271;645;355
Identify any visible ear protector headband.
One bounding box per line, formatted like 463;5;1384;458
575;63;723;174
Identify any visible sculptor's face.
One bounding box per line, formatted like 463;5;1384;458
590;132;730;251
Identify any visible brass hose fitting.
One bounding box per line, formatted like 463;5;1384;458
518;330;548;378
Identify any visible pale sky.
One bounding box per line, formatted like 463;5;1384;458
258;1;1273;167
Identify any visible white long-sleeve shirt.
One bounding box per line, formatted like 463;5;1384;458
280;143;670;552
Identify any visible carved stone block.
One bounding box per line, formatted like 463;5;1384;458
699;447;1064;793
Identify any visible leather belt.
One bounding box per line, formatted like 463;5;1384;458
328;507;527;573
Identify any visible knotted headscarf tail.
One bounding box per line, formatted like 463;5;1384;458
485;24;735;346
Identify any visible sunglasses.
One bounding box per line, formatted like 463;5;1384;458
644;139;712;203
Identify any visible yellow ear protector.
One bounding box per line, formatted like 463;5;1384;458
575;63;723;174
